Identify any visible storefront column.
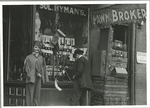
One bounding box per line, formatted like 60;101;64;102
135;21;147;105
131;22;136;105
6;6;11;81
87;8;90;60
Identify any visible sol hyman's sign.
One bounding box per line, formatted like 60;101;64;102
92;4;146;26
38;5;88;17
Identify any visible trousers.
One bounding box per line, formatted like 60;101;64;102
70;80;90;106
26;77;41;106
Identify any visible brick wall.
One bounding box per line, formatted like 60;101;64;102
91;4;113;11
135;22;147;105
89;26;100;61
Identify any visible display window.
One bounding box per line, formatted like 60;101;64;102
3;5;89;83
35;5;89;82
96;24;129;76
4;6;33;81
110;25;129;74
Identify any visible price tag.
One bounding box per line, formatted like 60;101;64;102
137;52;146;64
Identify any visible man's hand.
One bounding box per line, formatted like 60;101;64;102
37;73;42;77
72;75;76;80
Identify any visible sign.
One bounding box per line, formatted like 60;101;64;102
92;4;146;27
38;5;88;17
137;52;146;64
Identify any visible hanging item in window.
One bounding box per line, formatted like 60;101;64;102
55;77;62;91
53;9;60;31
35;11;42;41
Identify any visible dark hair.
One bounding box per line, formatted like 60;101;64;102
33;41;42;49
73;53;76;58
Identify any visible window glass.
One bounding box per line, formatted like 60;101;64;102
36;5;89;82
6;6;32;81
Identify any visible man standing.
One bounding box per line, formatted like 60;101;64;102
70;49;93;106
24;41;48;106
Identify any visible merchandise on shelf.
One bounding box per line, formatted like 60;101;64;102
109;40;128;78
112;40;127;51
40;35;76;82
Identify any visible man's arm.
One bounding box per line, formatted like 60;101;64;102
42;57;49;82
74;59;84;79
24;57;29;74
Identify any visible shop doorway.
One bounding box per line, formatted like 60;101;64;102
112;24;132;104
91;24;134;105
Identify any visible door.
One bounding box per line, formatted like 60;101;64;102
99;27;113;76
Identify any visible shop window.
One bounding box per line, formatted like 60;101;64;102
111;25;128;73
36;5;89;82
4;6;32;81
97;25;128;76
112;25;128;46
3;6;9;81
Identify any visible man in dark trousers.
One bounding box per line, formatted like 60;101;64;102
70;49;93;106
24;41;48;106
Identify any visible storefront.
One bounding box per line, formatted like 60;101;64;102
3;5;89;106
3;4;147;106
90;4;147;105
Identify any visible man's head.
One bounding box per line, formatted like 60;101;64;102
33;41;42;53
73;49;84;59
